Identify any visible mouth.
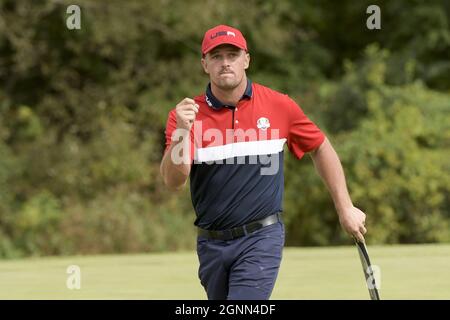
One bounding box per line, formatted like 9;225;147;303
219;72;234;77
220;71;234;75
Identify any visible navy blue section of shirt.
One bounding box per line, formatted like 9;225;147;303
190;152;284;230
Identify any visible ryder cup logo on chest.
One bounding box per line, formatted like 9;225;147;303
257;117;270;130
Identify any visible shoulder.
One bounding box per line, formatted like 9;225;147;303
253;83;300;112
253;83;297;104
253;83;285;98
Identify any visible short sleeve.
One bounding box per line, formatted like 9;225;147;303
163;110;195;163
286;96;325;159
164;110;177;153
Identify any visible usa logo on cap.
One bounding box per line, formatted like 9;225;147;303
202;25;248;55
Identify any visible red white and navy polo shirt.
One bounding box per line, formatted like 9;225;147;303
164;80;325;230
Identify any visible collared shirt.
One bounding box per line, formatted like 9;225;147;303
164;80;325;230
205;79;253;110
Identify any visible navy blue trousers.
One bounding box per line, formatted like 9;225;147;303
196;221;285;300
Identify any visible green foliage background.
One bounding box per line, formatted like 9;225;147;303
0;0;449;258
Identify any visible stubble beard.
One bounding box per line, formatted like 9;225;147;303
213;73;243;91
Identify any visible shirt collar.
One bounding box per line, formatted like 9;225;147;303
205;79;253;110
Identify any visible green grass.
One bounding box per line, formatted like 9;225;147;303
0;244;449;299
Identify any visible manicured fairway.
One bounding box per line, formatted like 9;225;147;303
0;244;449;299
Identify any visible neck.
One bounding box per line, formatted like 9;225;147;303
211;75;247;106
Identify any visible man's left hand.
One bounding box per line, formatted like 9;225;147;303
338;206;367;242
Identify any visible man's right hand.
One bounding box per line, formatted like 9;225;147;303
160;98;198;190
176;98;199;130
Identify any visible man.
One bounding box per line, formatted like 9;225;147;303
160;25;367;300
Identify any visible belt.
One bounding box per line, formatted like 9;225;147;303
197;213;282;241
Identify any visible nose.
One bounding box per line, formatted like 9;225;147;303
221;58;231;68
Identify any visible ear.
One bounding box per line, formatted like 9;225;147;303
244;52;250;70
201;57;209;74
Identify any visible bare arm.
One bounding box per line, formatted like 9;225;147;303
160;132;192;191
160;98;199;191
310;137;367;241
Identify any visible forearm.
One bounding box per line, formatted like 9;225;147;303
160;132;192;190
310;138;353;215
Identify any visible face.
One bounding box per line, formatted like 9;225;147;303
201;44;250;90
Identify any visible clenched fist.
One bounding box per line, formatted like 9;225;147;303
176;98;199;130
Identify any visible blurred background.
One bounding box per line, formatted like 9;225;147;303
0;0;448;259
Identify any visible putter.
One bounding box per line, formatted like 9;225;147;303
354;238;381;300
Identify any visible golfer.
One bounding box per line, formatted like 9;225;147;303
160;25;367;300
